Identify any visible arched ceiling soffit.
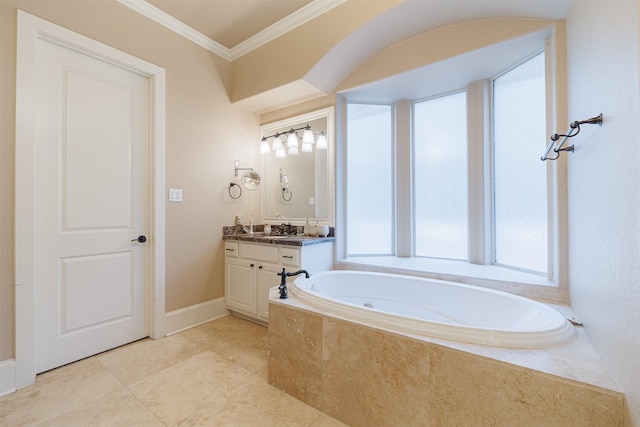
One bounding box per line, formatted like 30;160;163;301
230;0;403;111
306;0;571;94
232;0;571;112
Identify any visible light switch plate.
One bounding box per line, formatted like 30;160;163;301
169;188;183;202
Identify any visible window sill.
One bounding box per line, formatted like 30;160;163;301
335;256;568;304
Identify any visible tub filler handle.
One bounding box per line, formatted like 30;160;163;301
277;268;309;299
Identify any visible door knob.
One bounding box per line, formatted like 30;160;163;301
131;235;147;243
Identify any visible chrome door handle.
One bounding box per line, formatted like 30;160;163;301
131;235;147;243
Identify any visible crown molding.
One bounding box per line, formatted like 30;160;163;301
118;0;346;61
116;0;231;60
229;0;348;61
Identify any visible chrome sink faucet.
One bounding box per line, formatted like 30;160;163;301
280;222;295;236
277;268;309;299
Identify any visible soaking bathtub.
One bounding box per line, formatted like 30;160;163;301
289;270;576;347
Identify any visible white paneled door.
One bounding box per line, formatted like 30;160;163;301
34;36;150;373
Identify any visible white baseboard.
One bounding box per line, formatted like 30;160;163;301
164;297;229;336
0;359;16;397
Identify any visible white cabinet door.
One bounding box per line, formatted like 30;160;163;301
225;258;257;315
224;241;333;323
257;263;282;321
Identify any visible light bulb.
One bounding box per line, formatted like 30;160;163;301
287;132;299;148
275;148;286;158
259;139;271;154
272;136;284;151
288;145;299;155
302;129;314;144
301;141;313;152
316;133;328;149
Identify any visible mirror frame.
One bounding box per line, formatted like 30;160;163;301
260;107;334;225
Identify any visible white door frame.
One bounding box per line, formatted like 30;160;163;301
14;11;166;389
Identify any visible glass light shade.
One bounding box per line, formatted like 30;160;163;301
288;145;299;155
275;148;286;158
259;139;271;154
301;141;313;152
272;136;284;151
302;129;314;144
316;133;328;149
287;132;299;148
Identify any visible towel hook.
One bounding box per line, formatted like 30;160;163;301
541;114;603;161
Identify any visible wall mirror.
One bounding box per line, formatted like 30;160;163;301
260;107;334;225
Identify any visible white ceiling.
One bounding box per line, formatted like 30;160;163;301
118;0;345;60
147;0;313;49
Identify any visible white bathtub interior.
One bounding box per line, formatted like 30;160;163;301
291;270;576;348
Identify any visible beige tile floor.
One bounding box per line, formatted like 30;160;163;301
0;315;348;427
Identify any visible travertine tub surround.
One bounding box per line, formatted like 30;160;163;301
268;291;624;427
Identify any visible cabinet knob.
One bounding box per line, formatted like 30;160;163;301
258;265;263;269
250;263;255;267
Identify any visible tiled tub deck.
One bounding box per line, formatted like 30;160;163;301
268;291;624;427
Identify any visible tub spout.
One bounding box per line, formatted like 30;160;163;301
277;268;310;299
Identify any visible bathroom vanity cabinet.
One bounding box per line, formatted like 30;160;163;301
224;239;333;324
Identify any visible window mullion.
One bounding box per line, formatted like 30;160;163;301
396;100;412;257
467;80;491;265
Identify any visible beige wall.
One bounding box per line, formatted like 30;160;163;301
565;1;640;425
0;0;16;364
0;0;260;360
260;95;336;126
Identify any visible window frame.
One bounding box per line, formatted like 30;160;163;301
344;101;396;257
411;89;470;262
489;50;549;276
337;34;567;296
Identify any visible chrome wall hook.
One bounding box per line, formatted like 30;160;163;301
541;113;603;161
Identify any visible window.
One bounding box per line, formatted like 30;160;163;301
346;103;394;255
343;51;555;279
413;92;468;260
493;53;547;273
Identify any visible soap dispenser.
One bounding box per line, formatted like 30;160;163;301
304;218;310;236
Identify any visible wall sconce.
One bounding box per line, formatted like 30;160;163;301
229;159;261;197
260;124;327;158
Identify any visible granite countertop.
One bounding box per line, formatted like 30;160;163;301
223;233;335;247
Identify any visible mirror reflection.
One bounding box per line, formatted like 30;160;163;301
261;108;333;224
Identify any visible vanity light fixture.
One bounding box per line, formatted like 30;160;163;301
260;124;327;158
